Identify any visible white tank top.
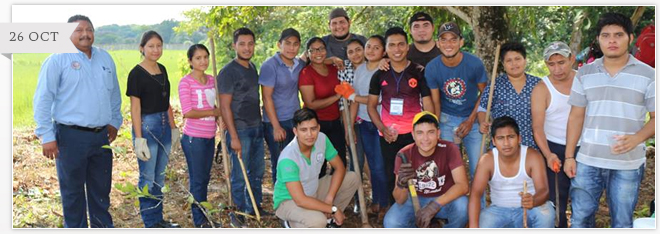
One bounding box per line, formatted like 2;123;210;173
541;76;572;145
488;145;535;208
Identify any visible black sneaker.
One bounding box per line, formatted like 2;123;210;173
197;221;222;228
281;220;291;228
149;220;181;228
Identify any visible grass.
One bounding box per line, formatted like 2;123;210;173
11;50;211;128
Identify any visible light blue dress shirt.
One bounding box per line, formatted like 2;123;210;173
33;47;123;144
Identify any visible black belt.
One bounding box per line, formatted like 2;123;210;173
57;123;106;133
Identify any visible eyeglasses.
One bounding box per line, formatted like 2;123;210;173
308;47;326;54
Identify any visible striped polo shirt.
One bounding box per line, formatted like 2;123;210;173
568;55;655;170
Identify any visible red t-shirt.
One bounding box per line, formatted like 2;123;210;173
394;140;463;198
299;64;340;121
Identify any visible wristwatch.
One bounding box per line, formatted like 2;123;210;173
331;206;338;214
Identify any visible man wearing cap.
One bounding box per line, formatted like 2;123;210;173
424;21;488;180
259;28;305;180
383;111;469;228
408;12;441;67
367;27;434;205
322;7;367;66
530;41;577;228
33;15;122;228
468;116;554;228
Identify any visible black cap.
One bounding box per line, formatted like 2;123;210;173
329;8;349;21
279;28;301;43
437;22;462;38
409;12;433;27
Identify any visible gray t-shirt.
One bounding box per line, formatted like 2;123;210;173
323;33;367;60
217;60;262;129
353;63;380;122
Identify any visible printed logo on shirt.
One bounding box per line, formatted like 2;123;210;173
71;61;81;70
443;78;467;105
414;160;446;194
416;160;439;181
316;153;324;163
408;78;418;88
381;80;388;86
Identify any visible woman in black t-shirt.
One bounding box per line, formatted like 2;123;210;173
126;30;180;228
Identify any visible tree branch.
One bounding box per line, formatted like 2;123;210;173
443;6;472;25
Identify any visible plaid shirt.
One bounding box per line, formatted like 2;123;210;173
337;60;355;111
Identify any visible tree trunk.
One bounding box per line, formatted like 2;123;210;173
471;6;508;75
631;6;646;29
569;11;588;69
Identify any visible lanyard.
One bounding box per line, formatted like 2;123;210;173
390;67;405;95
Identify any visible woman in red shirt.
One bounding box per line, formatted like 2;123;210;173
299;37;347;176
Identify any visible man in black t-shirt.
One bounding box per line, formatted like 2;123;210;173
407;12;441;67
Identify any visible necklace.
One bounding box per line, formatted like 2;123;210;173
139;64;167;98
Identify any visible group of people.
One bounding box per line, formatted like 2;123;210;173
32;9;654;229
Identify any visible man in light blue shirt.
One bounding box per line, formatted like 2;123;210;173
33;15;122;228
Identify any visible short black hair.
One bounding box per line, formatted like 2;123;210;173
596;12;634;36
186;44;209;69
500;41;526;60
139;30;163;56
233;27;255;44
413;114;439;129
368;34;386;48
385;26;408;44
67;14;94;31
293;107;319;127
345;38;365;57
279;28;301;43
490;116;520;138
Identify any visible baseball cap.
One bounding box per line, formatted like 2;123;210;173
412;111;439;127
279;28;301;43
437;22;462;38
543;41;572;61
329;8;349;21
409;12;433;26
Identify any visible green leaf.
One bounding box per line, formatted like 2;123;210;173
125;183;135;192
134;199;140;207
160;184;170;193
142;185;150;195
114;183;123;191
200;201;213;210
101;145;112;149
187;195;195;204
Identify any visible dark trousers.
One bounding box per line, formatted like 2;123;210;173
55;124;114;228
263;120;295;180
181;134;215;227
547;140;577;228
319;118;347;178
380;133;414;205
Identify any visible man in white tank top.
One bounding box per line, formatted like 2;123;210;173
530;41;577;228
468;116;555;228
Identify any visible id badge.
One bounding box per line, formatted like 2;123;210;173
390;98;404;116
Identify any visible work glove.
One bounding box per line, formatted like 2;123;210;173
334;82;356;100
396;163;415;189
134;137;151;161
416;200;443;228
171;128;181;153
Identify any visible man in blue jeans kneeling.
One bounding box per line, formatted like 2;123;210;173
383;111;469;228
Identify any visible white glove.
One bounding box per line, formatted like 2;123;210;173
134;137;151;161
171;128;181;153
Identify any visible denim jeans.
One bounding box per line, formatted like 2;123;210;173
263;119;295;180
181;134;215;227
226;126;265;214
357;120;388;208
383;195;469;228
570;161;645;228
348;123;365;176
479;201;555;228
133;111;172;228
438;112;482;178
319;118;347;178
55;124;114;228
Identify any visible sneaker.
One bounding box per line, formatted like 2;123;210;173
281;219;291;228
326;218;341;228
229;213;246;228
353;202;360;214
197;221;222;228
149;220;181;228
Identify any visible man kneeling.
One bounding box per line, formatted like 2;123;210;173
273;108;359;228
384;111;469;228
468;116;554;228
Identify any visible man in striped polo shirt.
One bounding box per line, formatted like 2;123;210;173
564;12;655;228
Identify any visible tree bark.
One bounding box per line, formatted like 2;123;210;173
472;6;508;75
569;11;588;68
631;6;646;29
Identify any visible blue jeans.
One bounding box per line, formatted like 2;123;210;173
226;126;265;214
181;134;215;227
383;195;469;228
479;201;555;228
133;111;172;228
263;120;295;180
55;124;114;228
570;161;645;228
438;112;482;178
358;120;388;208
348;123;365;175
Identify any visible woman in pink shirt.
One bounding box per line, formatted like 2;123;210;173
178;44;222;228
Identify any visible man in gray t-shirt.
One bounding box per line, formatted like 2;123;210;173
322;8;367;62
218;27;265;217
